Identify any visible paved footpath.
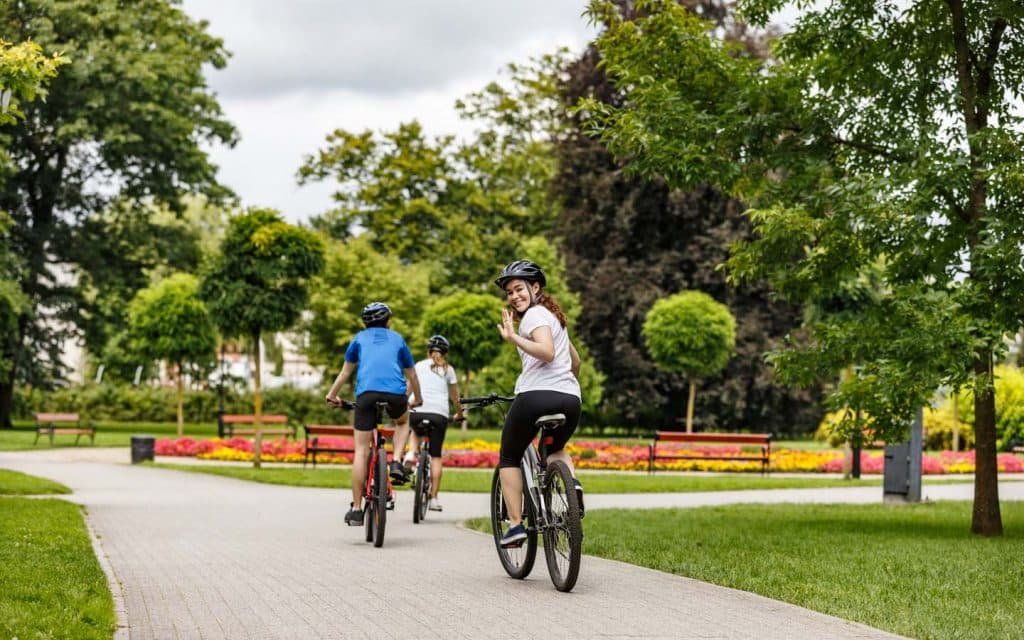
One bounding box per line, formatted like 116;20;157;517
6;449;1019;640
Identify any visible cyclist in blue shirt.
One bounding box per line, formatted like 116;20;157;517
326;302;423;526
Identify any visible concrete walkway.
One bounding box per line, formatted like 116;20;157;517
9;448;1018;639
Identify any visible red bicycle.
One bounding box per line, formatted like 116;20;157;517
337;399;395;548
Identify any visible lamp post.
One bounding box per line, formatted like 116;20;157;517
217;341;226;438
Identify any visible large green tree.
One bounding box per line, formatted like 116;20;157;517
551;1;821;432
0;0;236;427
297;52;573;292
200;208;325;468
585;0;1024;535
127;273;216;435
304;235;431;372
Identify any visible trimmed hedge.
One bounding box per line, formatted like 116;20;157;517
13;384;340;426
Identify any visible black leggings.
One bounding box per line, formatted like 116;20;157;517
499;390;581;469
408;412;449;458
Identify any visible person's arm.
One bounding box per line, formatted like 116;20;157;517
497;308;555;362
325;360;356;405
405;367;423;408
569;341;581;379
448;382;464;421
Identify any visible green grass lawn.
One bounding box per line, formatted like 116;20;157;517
467;501;1024;639
152;462;893;493
0;473;115;639
0;468;70;494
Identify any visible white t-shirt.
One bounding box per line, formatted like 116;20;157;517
515;305;581;398
411;359;458;417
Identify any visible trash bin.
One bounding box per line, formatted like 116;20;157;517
130;435;155;464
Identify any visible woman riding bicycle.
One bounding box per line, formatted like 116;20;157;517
325;301;423;527
493;260;583;547
403;334;464;512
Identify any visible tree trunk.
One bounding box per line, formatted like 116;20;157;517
952;393;960;452
685;379;696;434
971;350;1002;535
0;377;13;429
176;362;184;437
252;330;263;470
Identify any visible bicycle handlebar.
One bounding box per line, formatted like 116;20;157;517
460;393;514;407
328;399;356;410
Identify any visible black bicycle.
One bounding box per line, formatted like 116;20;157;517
411;415;433;524
461;393;583;592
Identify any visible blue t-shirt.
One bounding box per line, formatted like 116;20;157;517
345;328;414;396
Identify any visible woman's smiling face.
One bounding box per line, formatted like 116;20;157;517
504;279;538;313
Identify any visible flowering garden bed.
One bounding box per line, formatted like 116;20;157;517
154;437;1024;474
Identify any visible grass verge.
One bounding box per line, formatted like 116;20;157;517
0;468;71;495
0;498;116;639
151;462;893;493
466;501;1024;639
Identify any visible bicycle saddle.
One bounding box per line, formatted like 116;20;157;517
535;414;566;430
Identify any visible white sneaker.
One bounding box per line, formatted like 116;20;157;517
428;498;442;512
402;450;416;471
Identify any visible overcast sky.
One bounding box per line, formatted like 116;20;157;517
178;1;598;223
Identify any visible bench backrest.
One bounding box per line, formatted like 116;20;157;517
35;412;80;423
304;424;395;439
654;431;771;445
222;414;288;424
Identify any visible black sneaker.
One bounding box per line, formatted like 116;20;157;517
389;461;409;485
499;523;528;548
573;478;585;519
344;504;364;526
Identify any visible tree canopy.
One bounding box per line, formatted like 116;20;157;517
584;0;1024;534
0;0;237;427
128;273;216;435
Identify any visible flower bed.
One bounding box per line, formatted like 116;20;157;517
153;436;1024;474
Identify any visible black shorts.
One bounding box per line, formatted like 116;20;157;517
409;412;449;458
354;391;408;431
499;390;581;469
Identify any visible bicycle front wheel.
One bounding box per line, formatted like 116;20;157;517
490;466;536;579
372;445;388;547
413;454;429;523
542;460;582;592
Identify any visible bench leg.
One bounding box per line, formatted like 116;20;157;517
49;428;55;446
33;430;40;445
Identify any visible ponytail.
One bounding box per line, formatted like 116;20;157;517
537;293;567;328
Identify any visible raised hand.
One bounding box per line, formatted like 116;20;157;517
497;307;516;342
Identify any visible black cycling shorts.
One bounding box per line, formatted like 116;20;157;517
408;412;449;458
354;391;408;431
499;390;581;469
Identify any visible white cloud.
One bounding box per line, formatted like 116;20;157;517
181;1;597;222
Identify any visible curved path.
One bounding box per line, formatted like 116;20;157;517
4;447;991;639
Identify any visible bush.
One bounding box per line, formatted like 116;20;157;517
815;402;976;452
953;365;1024;451
12;383;341;425
922;405;974;451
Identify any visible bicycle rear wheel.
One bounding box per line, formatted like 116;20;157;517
490;466;536;579
413;453;430;523
542;460;582;592
372;444;388;547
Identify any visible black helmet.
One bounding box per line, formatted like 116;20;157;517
360;302;392;326
427;335;450;354
494;260;546;289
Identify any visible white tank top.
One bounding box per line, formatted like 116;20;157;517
514;305;581;398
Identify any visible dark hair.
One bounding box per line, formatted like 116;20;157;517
511;284;567;328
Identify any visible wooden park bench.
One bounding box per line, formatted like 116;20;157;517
1013;446;1024;457
221;414;295;439
33;412;96;446
302;424;395;468
648;431;772;475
